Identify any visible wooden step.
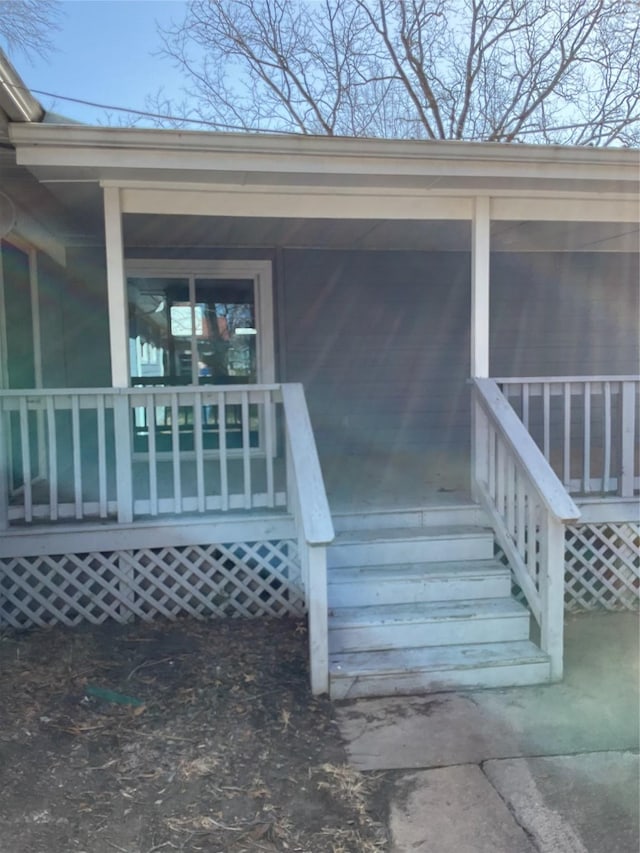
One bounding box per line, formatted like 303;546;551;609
328;598;530;653
329;640;552;699
328;525;494;568
328;559;511;607
332;503;484;533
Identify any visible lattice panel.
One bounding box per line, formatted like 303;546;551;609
497;522;639;613
565;523;639;612
0;540;303;629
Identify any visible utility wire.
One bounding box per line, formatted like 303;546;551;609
7;81;299;135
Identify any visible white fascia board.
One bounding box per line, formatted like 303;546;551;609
116;184;472;220
493;197;640;223
9;123;640;186
113;182;638;223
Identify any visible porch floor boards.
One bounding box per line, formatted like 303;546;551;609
320;448;472;514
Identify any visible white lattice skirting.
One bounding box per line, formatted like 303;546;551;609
503;522;639;613
0;541;304;630
564;522;639;612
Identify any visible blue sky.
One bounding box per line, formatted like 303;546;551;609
8;1;191;126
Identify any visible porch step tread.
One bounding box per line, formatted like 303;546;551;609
332;525;491;545
330;640;549;677
328;559;508;582
329;597;527;628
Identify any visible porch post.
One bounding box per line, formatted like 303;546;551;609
470;197;491;501
103;186;129;387
103;187;133;522
471;196;490;378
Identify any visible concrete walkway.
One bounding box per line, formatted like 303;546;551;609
335;612;639;852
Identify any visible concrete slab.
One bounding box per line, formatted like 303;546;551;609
389;765;536;853
337;613;639;770
484;752;640;853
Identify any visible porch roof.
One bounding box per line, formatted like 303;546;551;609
5;122;638;254
9;122;640;194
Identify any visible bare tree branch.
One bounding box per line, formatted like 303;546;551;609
0;0;63;62
156;0;640;145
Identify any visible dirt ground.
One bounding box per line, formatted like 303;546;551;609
0;617;389;853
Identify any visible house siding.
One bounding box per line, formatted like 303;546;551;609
491;252;639;377
5;243;635;455
1;241;34;389
280;249;471;456
279;248;638;458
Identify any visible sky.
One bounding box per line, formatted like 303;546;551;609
5;0;192;126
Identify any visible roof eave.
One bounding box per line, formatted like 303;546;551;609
0;50;43;123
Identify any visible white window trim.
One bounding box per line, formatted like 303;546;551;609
125;259;275;386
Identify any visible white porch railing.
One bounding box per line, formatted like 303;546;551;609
497;377;640;497
0;385;287;525
0;382;334;694
472;378;581;680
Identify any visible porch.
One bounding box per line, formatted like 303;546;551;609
0;114;638;697
1;376;637;697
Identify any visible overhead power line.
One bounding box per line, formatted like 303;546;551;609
6;81;298;135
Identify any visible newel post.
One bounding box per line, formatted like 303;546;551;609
307;544;329;696
620;381;636;498
471;385;490;503
539;514;565;681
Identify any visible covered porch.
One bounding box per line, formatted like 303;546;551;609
1;124;638;695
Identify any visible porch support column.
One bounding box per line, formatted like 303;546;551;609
104;187;133;523
471;196;491;378
103;186;129;388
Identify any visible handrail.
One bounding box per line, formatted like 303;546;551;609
280;384;335;546
472;378;582;681
0;384;282;397
495;374;640;384
474;378;580;523
281;383;334;696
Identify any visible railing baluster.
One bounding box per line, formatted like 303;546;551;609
543;382;551;460
241;391;251;509
563;382;571;487
46;396;58;521
97;395;107;518
264;391;275;508
526;491;537;582
488;425;496;499
19;397;32;523
171;393;182;514
71;395;83;519
505;454;515;536
114;394;133;524
147;393;158;516
583;381;591;493
193;391;205;513
620;380;636;497
522;384;529;431
496;436;506;516
603;381;612;493
516;474;526;555
218;391;229;511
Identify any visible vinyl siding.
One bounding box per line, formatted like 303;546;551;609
491;253;639;377
281;249;471;456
